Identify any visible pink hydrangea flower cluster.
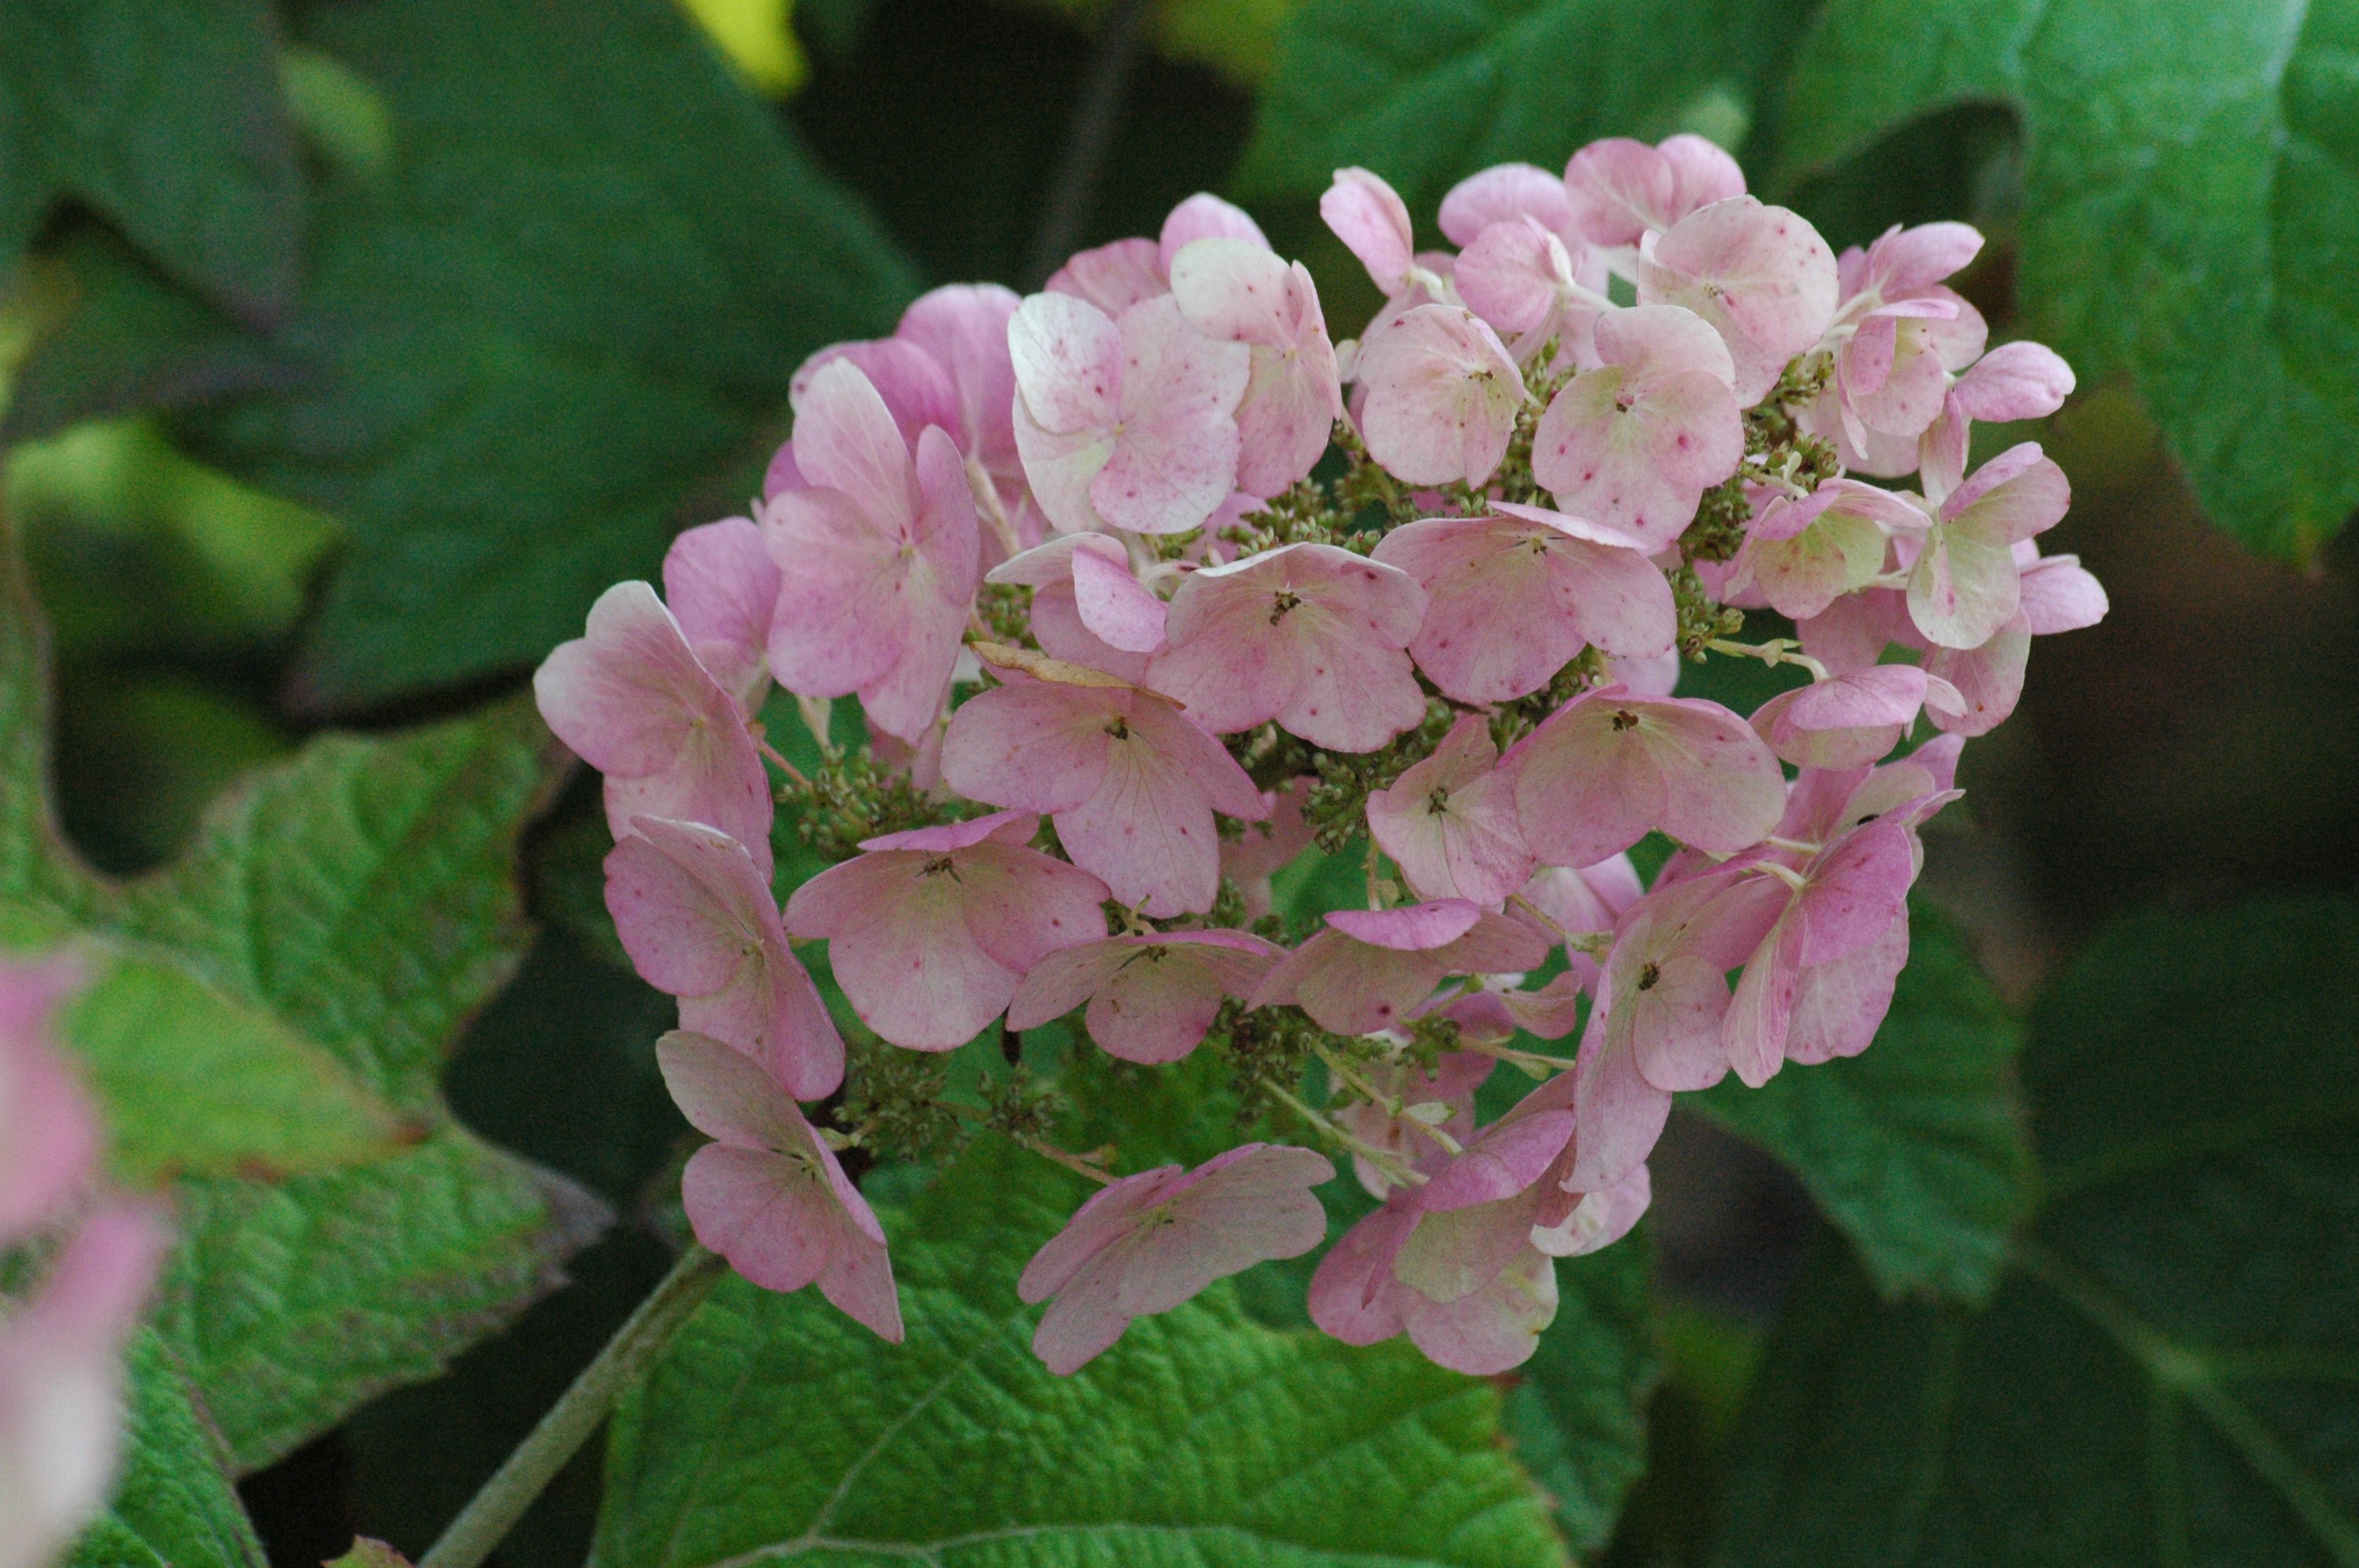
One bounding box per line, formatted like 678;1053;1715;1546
1;953;171;1568
535;142;2105;1377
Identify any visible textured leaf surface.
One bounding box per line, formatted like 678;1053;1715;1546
1691;902;2034;1303
1714;895;2359;1566
112;0;918;706
593;1142;1568;1568
1;514;596;1472
1237;0;1789;214
64;1330;267;1568
1778;0;2359;559
0;0;301;318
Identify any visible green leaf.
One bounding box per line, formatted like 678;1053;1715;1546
1499;1240;1662;1553
0;510;600;1472
1689;900;2034;1303
0;0;302;318
593;1142;1568;1568
53;0;917;707
57;946;407;1181
1776;0;2359;561
1712;894;2359;1566
1235;0;1791;215
64;1330;267;1568
325;1542;414;1568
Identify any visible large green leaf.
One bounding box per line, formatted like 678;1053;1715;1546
1776;0;2359;560
0;0;301;319
0;511;598;1472
593;1142;1568;1568
1690;901;2034;1303
1234;0;1794;216
1499;1240;1662;1553
42;0;918;707
64;1330;267;1568
1712;895;2359;1566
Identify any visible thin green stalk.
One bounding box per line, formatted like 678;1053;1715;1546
418;1244;729;1568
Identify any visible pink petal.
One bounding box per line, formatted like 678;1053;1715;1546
787;358;921;523
1019;1167;1186;1302
0;955;101;1249
1530;1163;1652;1257
1321;167;1416;294
1373;513;1590;704
1725;915;1805;1086
791;337;960;456
1750;665;1928;769
1307;1201;1419;1345
1365;713;1535;904
1941;443;2071;544
1010;291;1124;435
1147;543;1428;750
1908;519;2024;649
663;517;780;710
1070;537;1172;653
1564;138;1678;248
1327;899;1481;950
1657;135;1747;216
1797;818;1916;966
535;581;739;775
1030;579;1155;683
1636;198;1840;403
940;680;1117;814
1045;237;1167;318
954;840;1111;972
1393;1189;1540;1305
2018;553;2107;634
1167;238;1299;345
1786;912;1907;1065
1565;1000;1672;1190
1088;296;1250;535
1430;909;1554;975
1356;305;1527;488
1419;1110;1576;1211
1510;688;1787;866
1798;587;1917;675
1159;192;1270;273
1952;339;2076;423
1865;220;1983;292
1010;931;1280;1062
896;283;1022;463
1440;163;1577;247
1123;1143;1333;1314
1531;365;1742;549
1924;622;2030;736
1455;217;1573;336
1249;928;1445;1036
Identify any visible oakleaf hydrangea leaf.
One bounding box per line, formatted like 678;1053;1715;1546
594;1141;1567;1568
1;509;602;1474
1713;895;2359;1565
1690;898;2033;1303
0;0;302;320
1776;0;2359;560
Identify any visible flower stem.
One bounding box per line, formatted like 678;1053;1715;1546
417;1245;729;1568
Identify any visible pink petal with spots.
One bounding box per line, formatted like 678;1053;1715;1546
1147;542;1428;750
663;517;780;711
1455;217;1576;336
1564;138;1678;248
1636;197;1839;403
1749;665;1946;769
1366;713;1535;904
1510;686;1787;866
1007;930;1281;1062
1356;303;1528;488
1170;239;1344;495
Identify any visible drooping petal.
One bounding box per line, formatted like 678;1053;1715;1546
1321;167;1417;294
1530;1163;1652;1256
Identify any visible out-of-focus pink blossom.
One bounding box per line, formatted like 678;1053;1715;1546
1635;197;1839;404
0;953;99;1249
605;818;843;1102
1250;900;1548;1036
0;1203;173;1568
785;811;1107;1051
1532;304;1745;548
1565;135;1747;249
1019;1144;1332;1374
1354;304;1528;488
1147;543;1429;750
656;1030;901;1341
1168;238;1344;496
940;658;1267;916
764;358;982;743
1007;930;1283;1063
1438;163;1578;249
1010;292;1251;536
1365;714;1534;904
1372;503;1672;704
1508;685;1787;868
533;580;774;874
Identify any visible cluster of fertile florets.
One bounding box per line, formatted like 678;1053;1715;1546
533;135;2107;1377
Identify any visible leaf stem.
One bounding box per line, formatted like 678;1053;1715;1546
417;1245;729;1568
1023;0;1154;288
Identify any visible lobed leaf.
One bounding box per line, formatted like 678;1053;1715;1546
1777;0;2359;560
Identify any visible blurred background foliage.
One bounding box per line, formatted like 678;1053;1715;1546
2;0;2354;1564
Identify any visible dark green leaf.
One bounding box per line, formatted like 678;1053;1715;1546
64;1330;267;1568
1236;0;1794;216
0;0;301;318
1499;1239;1663;1552
1776;0;2359;560
1713;894;2359;1566
141;0;919;706
594;1142;1568;1568
1690;900;2034;1303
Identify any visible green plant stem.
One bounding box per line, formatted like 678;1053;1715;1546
417;1244;729;1568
